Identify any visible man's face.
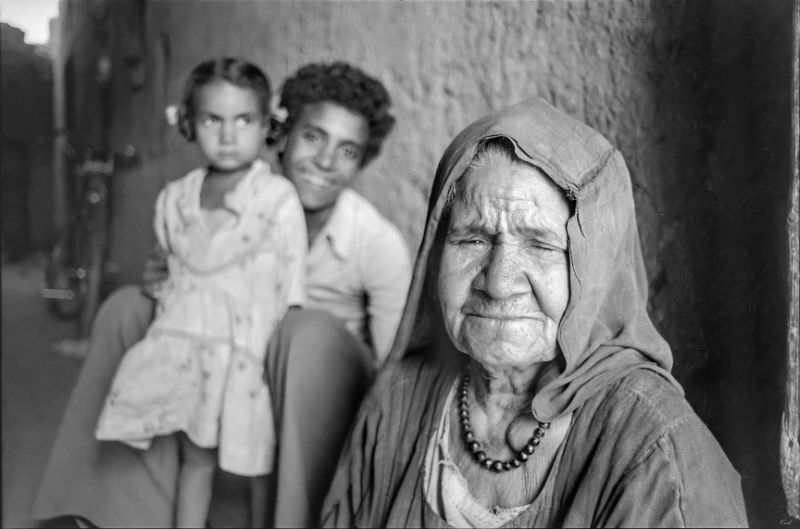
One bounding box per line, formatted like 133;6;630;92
437;156;571;370
281;101;370;213
193;80;267;174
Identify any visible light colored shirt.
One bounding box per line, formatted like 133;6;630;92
305;188;412;364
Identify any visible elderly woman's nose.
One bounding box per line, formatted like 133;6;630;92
479;244;527;299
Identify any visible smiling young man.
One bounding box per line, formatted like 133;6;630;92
271;62;411;360
261;62;412;526
31;61;412;528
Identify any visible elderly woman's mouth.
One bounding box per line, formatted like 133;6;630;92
463;312;544;321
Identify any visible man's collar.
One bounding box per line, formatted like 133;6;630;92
317;189;356;261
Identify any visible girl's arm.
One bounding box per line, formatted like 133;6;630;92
152;187;170;252
278;189;307;309
244;186;307;359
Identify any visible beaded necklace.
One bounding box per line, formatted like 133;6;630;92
457;372;550;473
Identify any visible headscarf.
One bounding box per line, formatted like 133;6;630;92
387;97;682;422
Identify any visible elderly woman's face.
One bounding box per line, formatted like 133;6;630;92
437;157;570;370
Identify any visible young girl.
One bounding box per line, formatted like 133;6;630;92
94;58;307;528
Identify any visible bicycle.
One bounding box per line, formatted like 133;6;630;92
41;143;138;341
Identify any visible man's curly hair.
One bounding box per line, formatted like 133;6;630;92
272;62;396;167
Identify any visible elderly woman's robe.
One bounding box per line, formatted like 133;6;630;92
321;98;748;528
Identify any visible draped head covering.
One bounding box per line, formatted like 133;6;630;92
387;97;681;421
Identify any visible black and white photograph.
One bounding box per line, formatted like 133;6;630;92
1;0;798;527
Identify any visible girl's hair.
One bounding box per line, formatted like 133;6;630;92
268;61;395;167
178;57;271;141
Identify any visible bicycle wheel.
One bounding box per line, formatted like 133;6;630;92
43;223;89;319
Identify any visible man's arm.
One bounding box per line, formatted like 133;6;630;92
140;243;168;298
141;188;170;298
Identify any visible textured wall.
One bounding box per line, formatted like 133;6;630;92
107;0;722;276
61;0;793;523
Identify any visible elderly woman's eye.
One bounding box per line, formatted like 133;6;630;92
531;242;567;256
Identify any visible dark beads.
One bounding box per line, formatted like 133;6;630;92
458;372;548;474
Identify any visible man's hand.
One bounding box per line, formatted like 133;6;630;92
141;244;168;299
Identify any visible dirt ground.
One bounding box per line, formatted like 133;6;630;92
1;256;249;528
2;256;81;527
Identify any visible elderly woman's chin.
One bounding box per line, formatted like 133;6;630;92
451;313;559;369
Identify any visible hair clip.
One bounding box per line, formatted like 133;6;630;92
269;95;288;123
164;104;179;126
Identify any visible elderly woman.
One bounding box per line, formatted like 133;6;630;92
322;98;748;527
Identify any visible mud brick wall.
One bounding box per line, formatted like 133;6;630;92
60;1;794;523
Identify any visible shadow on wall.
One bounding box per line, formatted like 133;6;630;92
645;1;793;525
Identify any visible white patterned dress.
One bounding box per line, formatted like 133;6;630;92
95;160;307;476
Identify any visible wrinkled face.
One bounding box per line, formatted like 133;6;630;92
193;80;268;174
437;156;571;370
281;101;369;212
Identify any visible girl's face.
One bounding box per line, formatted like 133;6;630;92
193;80;268;174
